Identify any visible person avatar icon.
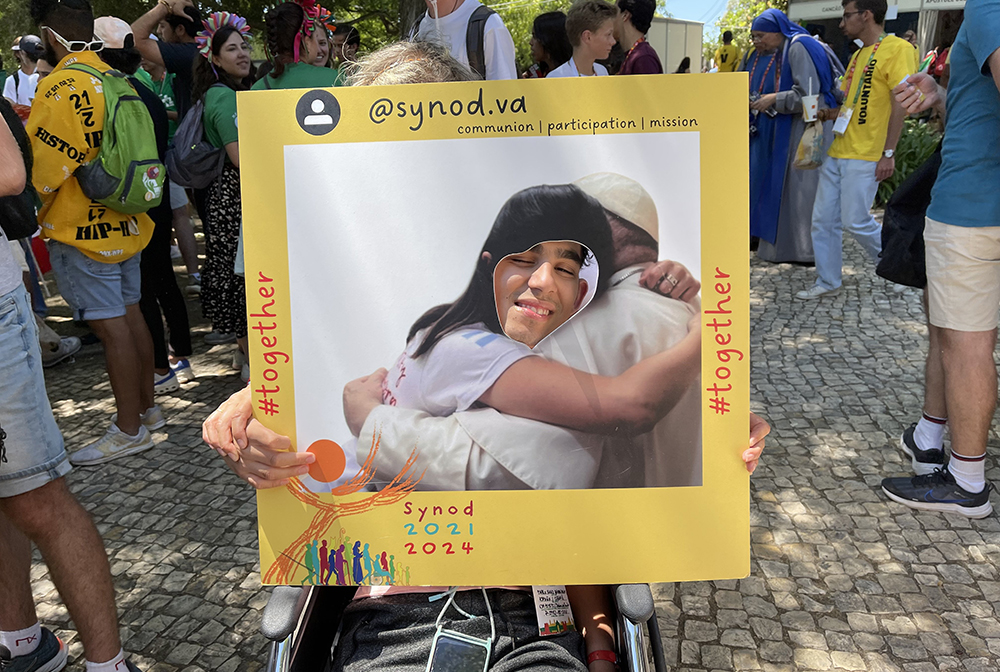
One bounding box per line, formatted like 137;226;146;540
304;98;334;126
296;90;340;135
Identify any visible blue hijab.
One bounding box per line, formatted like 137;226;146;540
751;9;838;107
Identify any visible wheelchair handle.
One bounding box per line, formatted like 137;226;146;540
261;586;311;641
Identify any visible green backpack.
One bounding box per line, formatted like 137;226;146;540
66;63;165;215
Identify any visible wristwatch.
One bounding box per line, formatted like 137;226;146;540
882;149;895;158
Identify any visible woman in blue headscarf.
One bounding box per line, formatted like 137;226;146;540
742;8;843;264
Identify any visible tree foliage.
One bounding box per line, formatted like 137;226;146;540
0;0;633;76
703;0;788;69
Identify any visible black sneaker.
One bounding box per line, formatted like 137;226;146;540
0;627;68;672
899;423;947;475
882;468;994;519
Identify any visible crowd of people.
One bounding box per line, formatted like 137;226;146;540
0;0;996;669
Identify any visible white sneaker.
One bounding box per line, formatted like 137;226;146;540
42;336;82;368
154;370;180;394
795;284;840;300
892;283;909;294
112;406;166;432
70;424;155;466
232;349;246;371
170;358;195;383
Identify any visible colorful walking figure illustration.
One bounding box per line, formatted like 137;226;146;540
301;541;318;584
320;540;330;584
334;544;347;586
351;541;364;584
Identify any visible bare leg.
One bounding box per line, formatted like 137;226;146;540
924;323;947;418
0;479;121;662
88;316;143;435
238;336;249;357
124;304;155;412
172;205;199;276
0;512;38;631
939;327;997;458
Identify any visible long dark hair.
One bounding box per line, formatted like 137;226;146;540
532;12;572;71
407;184;614;359
264;2;304;78
192;25;250;101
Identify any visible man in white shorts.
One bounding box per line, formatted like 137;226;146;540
881;0;1000;518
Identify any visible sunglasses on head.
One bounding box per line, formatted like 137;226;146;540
42;26;104;53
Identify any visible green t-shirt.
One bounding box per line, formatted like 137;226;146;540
143;69;179;143
203;85;239;153
133;68;155;92
250;61;339;90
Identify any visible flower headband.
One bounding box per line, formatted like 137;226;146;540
293;0;332;61
195;11;251;59
316;6;337;35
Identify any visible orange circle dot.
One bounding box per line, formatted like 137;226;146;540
306;439;347;483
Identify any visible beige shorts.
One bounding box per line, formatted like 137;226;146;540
925;217;1000;331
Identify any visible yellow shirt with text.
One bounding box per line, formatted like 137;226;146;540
26;52;153;263
828;35;918;162
715;44;741;72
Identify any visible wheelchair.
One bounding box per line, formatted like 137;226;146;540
261;583;667;672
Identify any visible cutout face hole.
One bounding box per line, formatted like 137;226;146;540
491;239;599;349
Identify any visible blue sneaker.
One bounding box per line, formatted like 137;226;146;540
170;358;195;383
899;423;946;476
0;627;68;672
153;370;179;395
882;468;994;519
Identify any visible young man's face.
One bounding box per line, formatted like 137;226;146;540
583;18;617;61
493;241;589;348
840;1;867;39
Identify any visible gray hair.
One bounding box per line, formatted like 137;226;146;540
346;40;478;86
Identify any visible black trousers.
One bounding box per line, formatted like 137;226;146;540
140;199;192;370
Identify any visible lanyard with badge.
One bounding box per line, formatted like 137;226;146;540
426;588;496;672
834;33;885;135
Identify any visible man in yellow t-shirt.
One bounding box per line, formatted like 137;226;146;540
714;30;741;72
28;0;158;465
796;0;916;300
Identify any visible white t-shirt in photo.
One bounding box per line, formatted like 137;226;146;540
3;71;38;106
382;324;536;416
415;0;517;80
546;58;609;78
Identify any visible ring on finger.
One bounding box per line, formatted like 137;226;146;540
665;273;679;287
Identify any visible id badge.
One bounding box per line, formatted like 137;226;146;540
833;107;853;136
426;628;491;672
531;586;577;637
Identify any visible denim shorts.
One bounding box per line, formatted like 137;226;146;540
48;241;141;321
0;287;70;498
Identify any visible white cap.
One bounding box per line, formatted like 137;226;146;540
94;17;134;50
573;172;659;243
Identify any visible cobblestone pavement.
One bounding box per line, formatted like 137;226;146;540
31;236;1000;671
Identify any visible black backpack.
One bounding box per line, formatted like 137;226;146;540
164;84;227;189
411;5;496;80
0;97;38;241
465;5;495;80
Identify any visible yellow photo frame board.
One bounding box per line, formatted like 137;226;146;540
238;74;749;587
